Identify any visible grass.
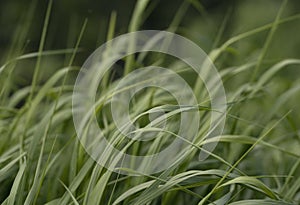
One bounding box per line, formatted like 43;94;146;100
0;0;300;205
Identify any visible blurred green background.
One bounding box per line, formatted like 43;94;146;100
1;0;299;56
1;0;300;88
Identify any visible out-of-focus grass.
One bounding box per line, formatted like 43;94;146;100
0;0;300;204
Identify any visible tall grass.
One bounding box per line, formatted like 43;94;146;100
0;0;300;205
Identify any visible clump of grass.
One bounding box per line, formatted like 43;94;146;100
0;0;300;205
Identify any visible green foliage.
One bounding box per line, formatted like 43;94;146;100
0;0;299;204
